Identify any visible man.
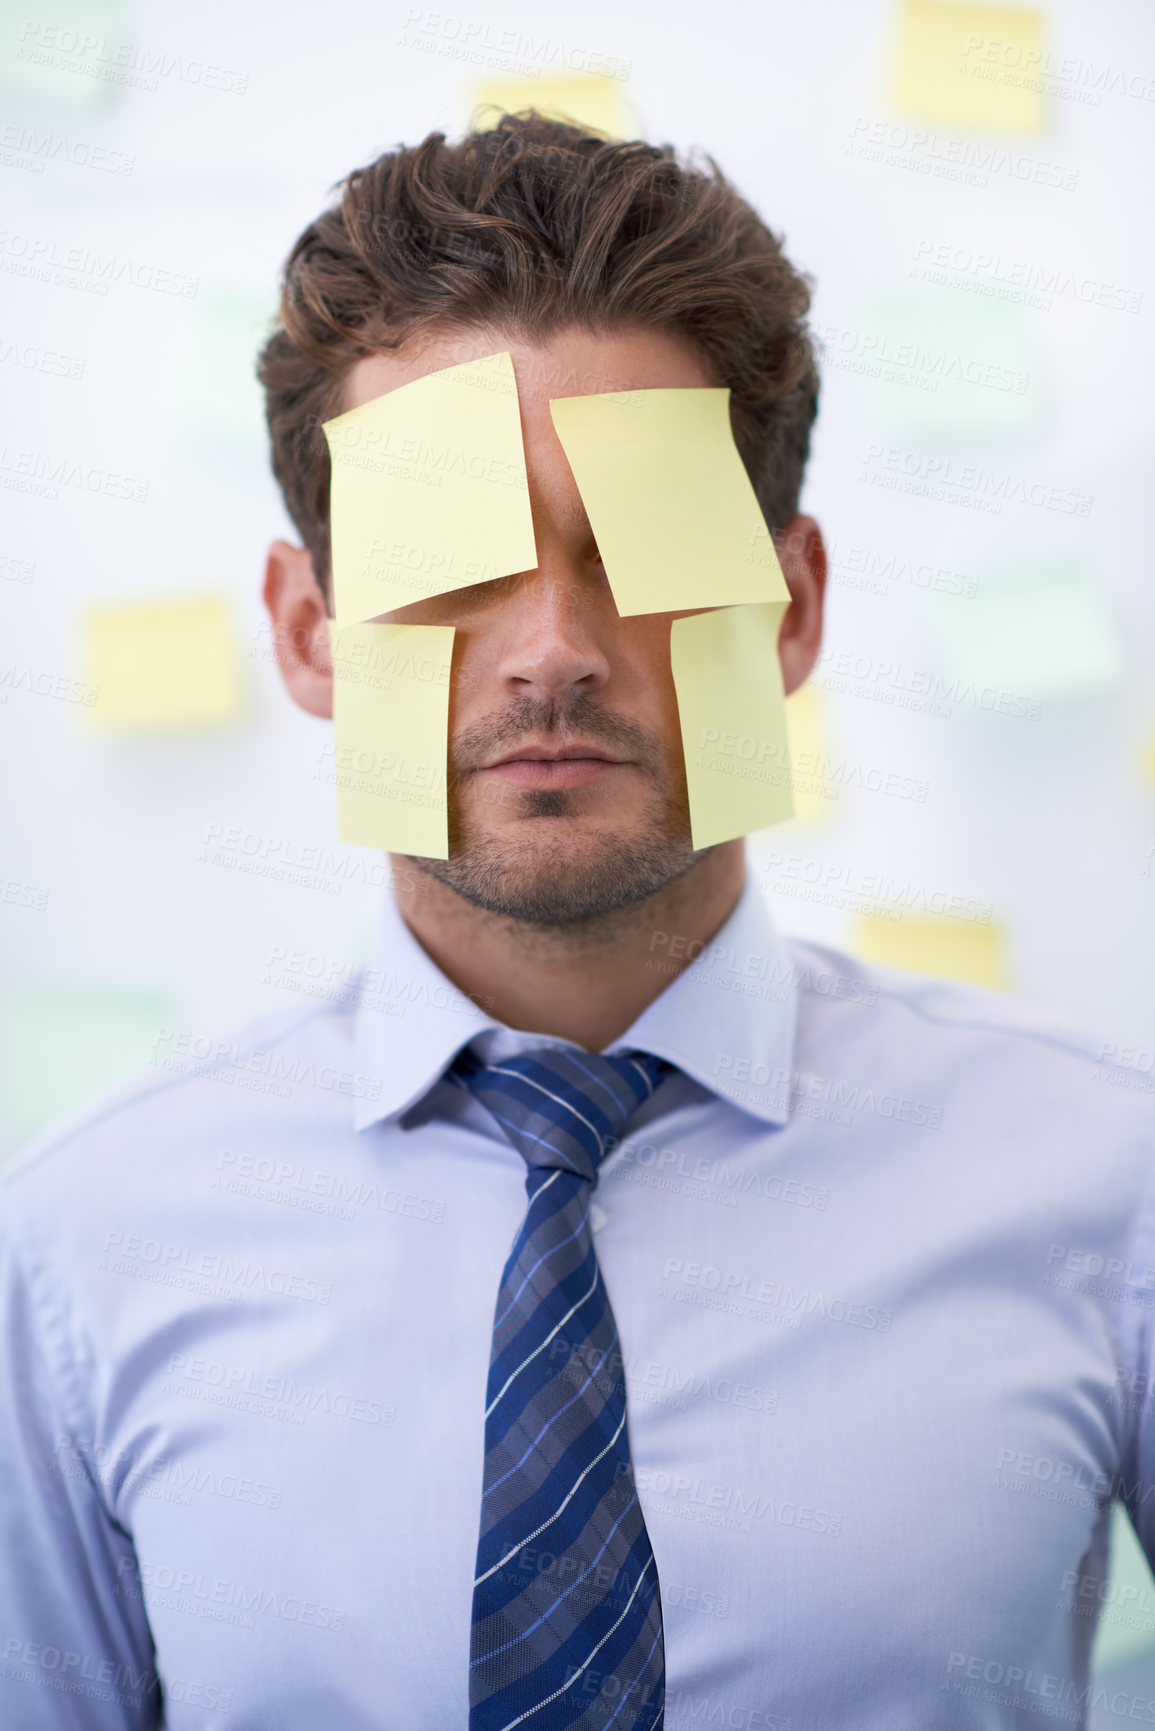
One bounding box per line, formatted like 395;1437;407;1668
1;113;1153;1731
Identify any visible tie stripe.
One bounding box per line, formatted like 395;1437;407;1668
483;1324;621;1502
453;1045;671;1731
476;1404;628;1586
476;1484;639;1663
484;1262;604;1425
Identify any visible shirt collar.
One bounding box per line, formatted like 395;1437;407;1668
351;892;502;1132
352;875;798;1132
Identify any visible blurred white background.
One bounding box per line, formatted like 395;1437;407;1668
2;0;1154;1696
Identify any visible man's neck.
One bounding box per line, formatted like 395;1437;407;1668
390;842;746;1051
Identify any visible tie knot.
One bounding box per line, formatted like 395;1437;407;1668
451;1045;671;1181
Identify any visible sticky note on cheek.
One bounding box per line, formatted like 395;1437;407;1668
549;388;790;617
323;350;537;629
332;621;455;858
670;603;794;849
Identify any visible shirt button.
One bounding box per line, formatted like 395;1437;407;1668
590;1203;607;1234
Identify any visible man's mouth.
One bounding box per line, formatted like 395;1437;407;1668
478;741;630;790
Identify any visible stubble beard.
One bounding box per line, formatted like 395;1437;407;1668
408;695;701;929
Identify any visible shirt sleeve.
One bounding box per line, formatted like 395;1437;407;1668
0;1194;162;1729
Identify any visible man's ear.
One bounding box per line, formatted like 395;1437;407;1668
263;540;333;720
773;514;826;697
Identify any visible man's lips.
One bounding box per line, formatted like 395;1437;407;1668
477;743;630;790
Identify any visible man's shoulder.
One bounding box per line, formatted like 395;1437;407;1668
785;932;1152;1102
0;991;361;1229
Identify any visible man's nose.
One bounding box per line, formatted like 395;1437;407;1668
493;563;612;704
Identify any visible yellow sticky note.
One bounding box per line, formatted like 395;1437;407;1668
853;912;1010;989
471;74;636;140
323;350;536;629
784;683;835;827
332;621;454;857
550;389;790;618
82;595;245;731
891;0;1048;135
670;603;793;850
1141;722;1155;788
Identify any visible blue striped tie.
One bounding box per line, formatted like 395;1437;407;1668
451;1045;672;1731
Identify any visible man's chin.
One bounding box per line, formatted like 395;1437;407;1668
409;814;700;928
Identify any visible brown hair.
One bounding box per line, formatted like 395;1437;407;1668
258;113;819;600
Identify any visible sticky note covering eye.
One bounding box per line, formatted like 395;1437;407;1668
891;0;1048;136
82;595;246;731
324;351;537;628
671;603;794;850
549;389;790;617
332;621;454;858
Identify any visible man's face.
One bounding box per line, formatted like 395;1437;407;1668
340;325;718;927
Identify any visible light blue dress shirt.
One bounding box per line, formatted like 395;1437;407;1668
3;878;1155;1729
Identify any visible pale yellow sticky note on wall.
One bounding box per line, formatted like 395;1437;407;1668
670;603;793;850
891;0;1048;135
784;683;835;827
853;912;1010;989
550;389;790;618
332;622;454;857
324;350;536;629
471;74;636;141
82;595;245;731
1141;722;1155;788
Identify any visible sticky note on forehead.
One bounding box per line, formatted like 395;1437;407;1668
549;388;790;617
323;350;537;629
